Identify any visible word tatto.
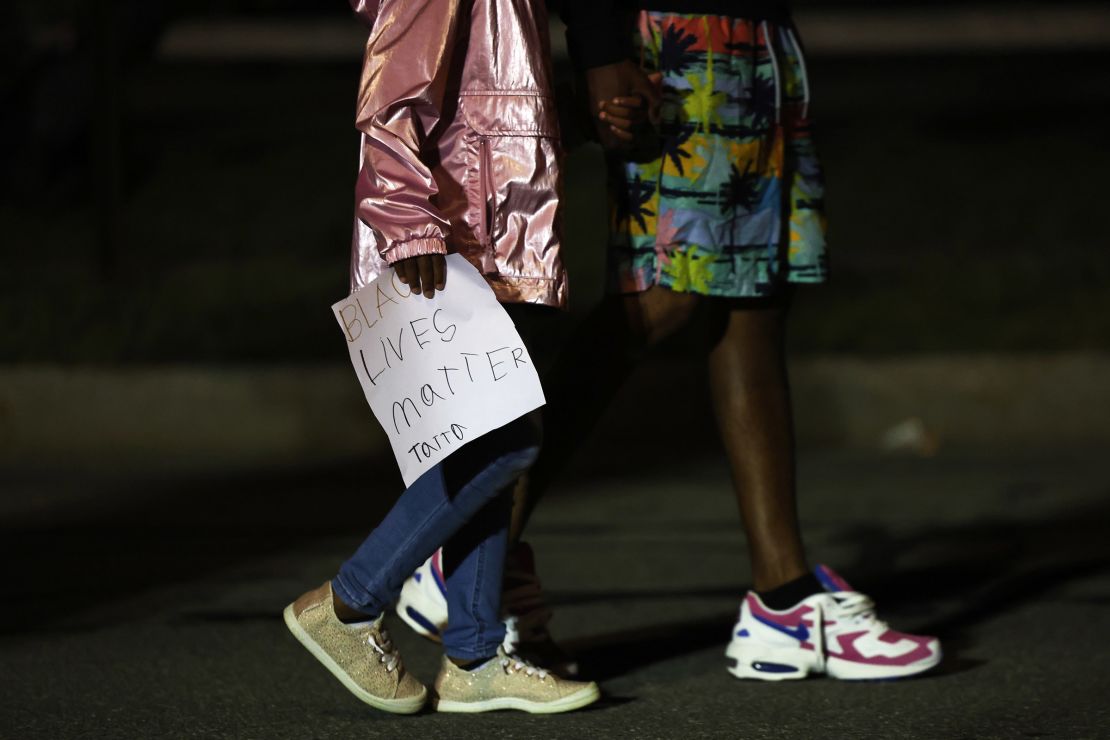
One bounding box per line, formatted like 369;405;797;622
408;424;468;463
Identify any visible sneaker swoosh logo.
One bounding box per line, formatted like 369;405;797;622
752;614;810;643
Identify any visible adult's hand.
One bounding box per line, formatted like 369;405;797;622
585;60;662;150
394;253;446;299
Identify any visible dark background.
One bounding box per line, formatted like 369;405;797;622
4;0;1110;363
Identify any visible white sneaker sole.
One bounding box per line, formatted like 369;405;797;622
726;643;817;681
726;640;941;681
282;604;427;714
826;648;942;680
435;683;601;714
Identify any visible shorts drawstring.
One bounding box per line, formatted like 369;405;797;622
784;27;811;119
760;20;782;124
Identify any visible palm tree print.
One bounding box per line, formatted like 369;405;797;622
684;70;726;134
653;209;680;281
615;172;656;235
663;245;714;293
609;11;828;298
658;24;700;76
721;159;761;215
749;70;777;130
661;125;694;177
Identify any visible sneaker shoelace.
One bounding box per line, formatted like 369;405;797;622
367;628;401;673
828;591;887;629
500;653;549;681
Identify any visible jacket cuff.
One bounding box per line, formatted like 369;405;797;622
384;237;449;264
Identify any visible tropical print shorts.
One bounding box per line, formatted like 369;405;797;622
609;12;828;297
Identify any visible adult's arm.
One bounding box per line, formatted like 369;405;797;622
558;0;633;71
558;0;660;149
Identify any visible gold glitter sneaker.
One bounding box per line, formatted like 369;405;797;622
432;646;600;714
283;582;427;714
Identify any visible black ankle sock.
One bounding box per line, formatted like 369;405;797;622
757;573;824;611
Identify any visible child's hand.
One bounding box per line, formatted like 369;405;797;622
394;254;446;299
596;72;662;147
598;96;649;143
585;61;661;150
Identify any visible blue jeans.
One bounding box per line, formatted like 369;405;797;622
332;416;539;661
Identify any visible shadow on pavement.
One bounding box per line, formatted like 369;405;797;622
553;494;1110;681
566;613;736;682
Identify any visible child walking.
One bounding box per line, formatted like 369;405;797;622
282;0;598;714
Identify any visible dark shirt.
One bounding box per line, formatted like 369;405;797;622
556;0;791;69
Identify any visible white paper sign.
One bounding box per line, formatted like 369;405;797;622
332;254;545;485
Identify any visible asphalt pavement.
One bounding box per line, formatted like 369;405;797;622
2;449;1109;739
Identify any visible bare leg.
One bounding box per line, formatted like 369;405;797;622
707;302;808;592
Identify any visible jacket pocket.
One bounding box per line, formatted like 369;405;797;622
461;93;560;249
460;92;560;138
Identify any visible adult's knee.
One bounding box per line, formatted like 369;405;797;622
627;287;701;346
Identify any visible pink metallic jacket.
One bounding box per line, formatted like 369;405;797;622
348;0;568;308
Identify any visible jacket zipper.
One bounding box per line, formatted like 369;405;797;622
478;136;495;248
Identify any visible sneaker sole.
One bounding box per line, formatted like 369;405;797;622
726;643;814;681
727;642;942;682
435;682;600;714
825;649;943;680
282;604;427;714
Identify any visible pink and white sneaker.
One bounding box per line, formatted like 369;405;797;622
396;549;449;642
395;545;578;677
726;565;941;681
